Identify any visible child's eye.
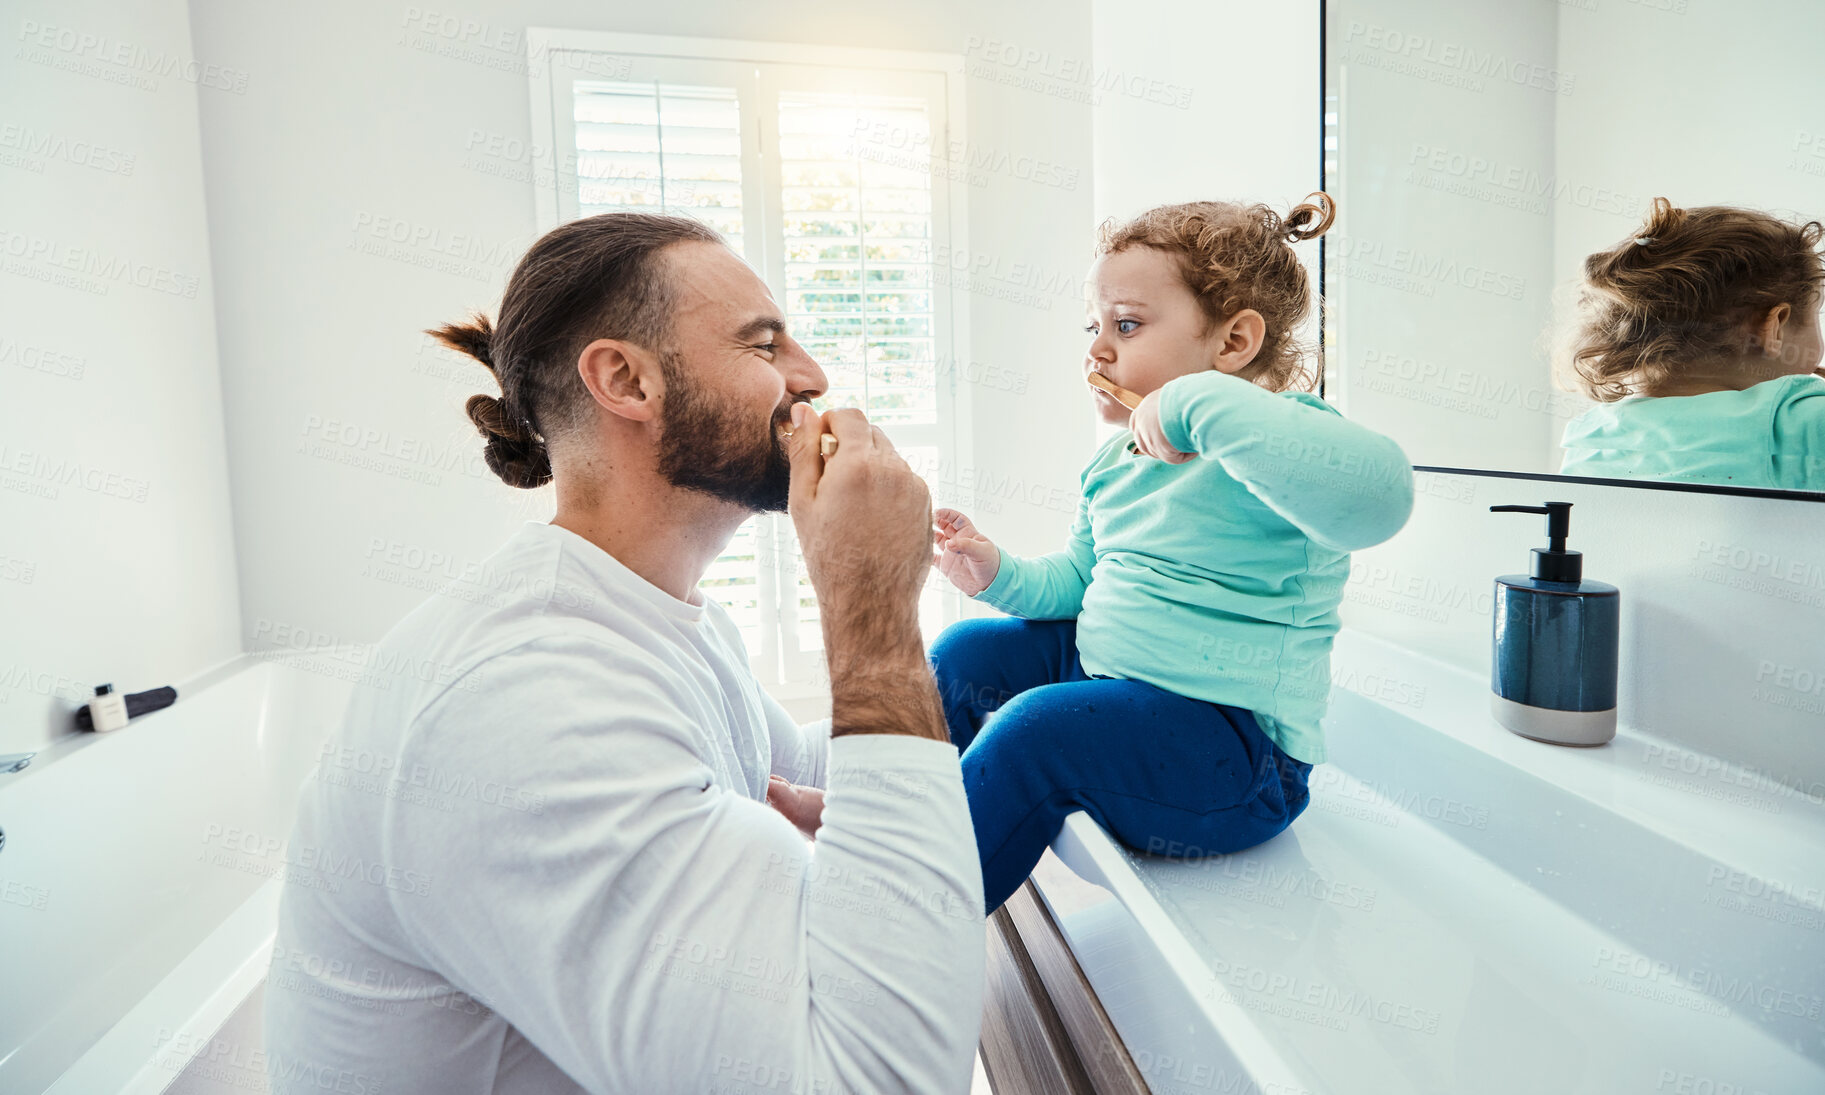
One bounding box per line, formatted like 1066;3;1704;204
1116;318;1140;334
1083;323;1099;335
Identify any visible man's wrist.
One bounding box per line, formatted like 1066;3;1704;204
826;649;948;742
822;599;922;662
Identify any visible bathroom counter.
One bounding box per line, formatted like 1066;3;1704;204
1033;629;1825;1095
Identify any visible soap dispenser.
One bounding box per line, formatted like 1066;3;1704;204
1488;502;1619;746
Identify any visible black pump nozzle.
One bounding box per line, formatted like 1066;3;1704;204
1491;502;1582;582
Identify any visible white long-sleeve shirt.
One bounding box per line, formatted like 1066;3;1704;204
262;520;985;1095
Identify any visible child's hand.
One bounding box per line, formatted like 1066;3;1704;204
1129;390;1195;464
932;508;1001;596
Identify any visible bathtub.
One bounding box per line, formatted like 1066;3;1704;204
0;655;354;1094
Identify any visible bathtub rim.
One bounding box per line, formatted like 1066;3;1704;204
6;649;355;1093
43;878;280;1095
0;651;258;790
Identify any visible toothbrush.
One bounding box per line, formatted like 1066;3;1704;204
1086;370;1143;410
1087;370;1151;456
781;422;841;457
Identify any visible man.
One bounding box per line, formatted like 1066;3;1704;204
263;213;984;1094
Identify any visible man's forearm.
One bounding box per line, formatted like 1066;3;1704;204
824;605;949;742
830;660;948;742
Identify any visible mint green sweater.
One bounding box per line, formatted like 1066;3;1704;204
1559;374;1825;490
972;370;1415;763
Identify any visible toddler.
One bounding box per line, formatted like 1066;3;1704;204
929;195;1415;912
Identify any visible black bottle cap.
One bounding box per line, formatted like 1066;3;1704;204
94;683;113;696
1490;501;1583;582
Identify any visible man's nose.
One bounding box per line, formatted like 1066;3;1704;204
783;338;828;400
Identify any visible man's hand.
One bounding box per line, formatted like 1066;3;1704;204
767;775;825;839
1129;390;1195;464
787;403;949;742
932;508;1000;596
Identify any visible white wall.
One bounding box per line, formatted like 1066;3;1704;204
1;0;242;754
1326;0;1563;472
1090;0;1320;223
186;0;1097;652
1553;0;1825;322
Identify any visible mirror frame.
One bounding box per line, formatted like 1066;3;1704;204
1317;0;1825;504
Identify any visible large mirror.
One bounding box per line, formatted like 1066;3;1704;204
1324;0;1825;496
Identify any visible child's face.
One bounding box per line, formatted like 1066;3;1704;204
1082;247;1231;426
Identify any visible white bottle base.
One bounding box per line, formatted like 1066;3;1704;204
1490;693;1616;746
88;696;129;732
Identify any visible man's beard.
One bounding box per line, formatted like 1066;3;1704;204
654;349;795;513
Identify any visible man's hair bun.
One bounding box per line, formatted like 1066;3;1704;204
428;313;552;489
464;392;552;489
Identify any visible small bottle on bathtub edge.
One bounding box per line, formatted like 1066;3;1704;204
1489;502;1620;747
88;683;129;733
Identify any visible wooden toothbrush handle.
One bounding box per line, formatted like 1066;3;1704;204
1086;370;1143;410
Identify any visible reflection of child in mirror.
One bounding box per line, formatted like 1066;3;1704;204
927;195;1416;913
1559;197;1825;489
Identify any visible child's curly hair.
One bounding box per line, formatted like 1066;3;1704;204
1094;193;1335;393
1566;197;1824;402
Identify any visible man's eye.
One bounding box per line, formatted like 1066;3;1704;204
754;342;778;354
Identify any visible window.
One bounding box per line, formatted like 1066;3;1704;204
529;33;971;687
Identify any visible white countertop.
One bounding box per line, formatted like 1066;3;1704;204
1036;629;1825;1095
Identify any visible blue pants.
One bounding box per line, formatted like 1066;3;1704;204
929;616;1313;912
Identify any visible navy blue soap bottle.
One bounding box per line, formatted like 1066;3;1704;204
1489;502;1620;746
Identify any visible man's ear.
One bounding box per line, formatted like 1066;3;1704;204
1210;309;1266;376
577;338;663;423
1753;303;1793;361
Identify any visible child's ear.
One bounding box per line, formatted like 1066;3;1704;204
1211;309;1266;375
1752;303;1792;360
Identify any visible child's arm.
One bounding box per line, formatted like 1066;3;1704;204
1154;370;1415;551
934;502;1094;620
